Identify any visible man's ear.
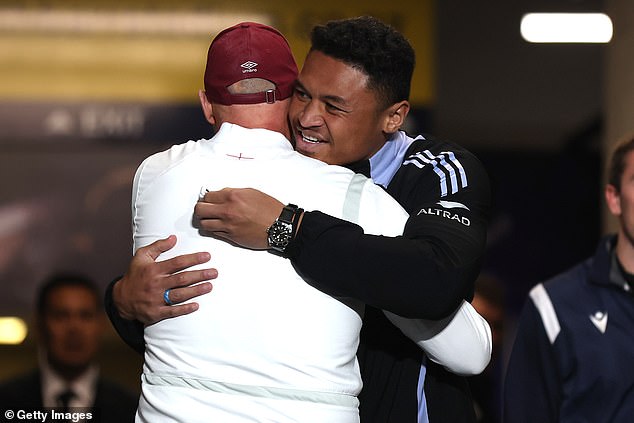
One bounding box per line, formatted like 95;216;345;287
199;90;216;125
382;100;410;134
605;184;622;217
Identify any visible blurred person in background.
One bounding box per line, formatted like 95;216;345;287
0;272;137;422
504;132;634;422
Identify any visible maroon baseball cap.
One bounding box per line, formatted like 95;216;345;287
204;22;298;105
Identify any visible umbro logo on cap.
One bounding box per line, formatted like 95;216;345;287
241;61;258;73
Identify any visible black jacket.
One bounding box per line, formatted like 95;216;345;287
290;135;491;422
504;236;634;422
0;370;138;422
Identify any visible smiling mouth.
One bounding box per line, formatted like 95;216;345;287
299;131;324;144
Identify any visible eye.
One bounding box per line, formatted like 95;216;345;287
325;102;346;113
294;87;309;100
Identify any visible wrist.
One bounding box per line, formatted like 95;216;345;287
266;204;303;255
112;277;135;321
291;208;304;239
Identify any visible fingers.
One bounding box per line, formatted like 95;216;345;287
164;281;213;304
193;201;225;232
141;235;178;261
138;281;214;324
137;236;212;269
151;281;213;323
194;189;233;234
156;251;213;276
118;243;217;324
201;188;230;203
194;199;240;238
196;187;235;223
157;302;200;320
142;301;199;324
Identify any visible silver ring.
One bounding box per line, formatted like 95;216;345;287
163;289;174;306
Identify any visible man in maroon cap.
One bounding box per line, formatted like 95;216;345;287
127;22;489;423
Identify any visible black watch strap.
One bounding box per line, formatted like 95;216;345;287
267;204;301;254
278;204;297;225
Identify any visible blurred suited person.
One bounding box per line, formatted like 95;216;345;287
0;272;137;422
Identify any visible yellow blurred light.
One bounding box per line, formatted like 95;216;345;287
0;317;28;345
521;13;613;43
0;9;272;35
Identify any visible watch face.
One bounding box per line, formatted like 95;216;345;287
268;221;292;250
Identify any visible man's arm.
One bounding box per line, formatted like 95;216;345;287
384;300;492;376
196;151;490;319
195;196;485;319
289;210;485;318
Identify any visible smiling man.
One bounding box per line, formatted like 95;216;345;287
291;50;395;166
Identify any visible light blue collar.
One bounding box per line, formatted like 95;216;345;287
369;131;420;188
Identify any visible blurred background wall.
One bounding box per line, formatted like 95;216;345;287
0;0;632;395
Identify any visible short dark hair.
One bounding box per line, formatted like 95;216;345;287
310;16;415;108
36;272;101;315
607;132;634;192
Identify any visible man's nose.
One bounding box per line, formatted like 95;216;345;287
297;100;324;128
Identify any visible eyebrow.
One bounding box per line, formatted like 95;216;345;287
296;80;350;109
322;93;348;108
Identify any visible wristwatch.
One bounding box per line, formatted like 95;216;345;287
267;204;299;253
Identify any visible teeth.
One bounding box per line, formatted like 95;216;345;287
301;133;321;144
